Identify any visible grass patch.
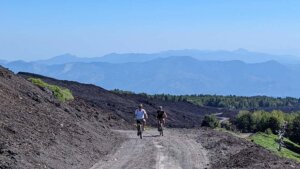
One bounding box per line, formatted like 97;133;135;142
28;78;74;102
250;132;300;162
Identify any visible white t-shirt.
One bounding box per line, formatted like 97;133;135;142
135;109;147;120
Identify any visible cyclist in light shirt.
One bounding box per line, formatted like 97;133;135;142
135;104;148;131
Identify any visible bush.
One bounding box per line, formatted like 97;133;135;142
28;78;74;102
235;111;253;132
267;116;282;133
201;115;219;128
290;115;300;144
221;121;232;130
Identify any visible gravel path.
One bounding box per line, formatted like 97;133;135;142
90;129;210;169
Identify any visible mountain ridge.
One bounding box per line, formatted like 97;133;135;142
2;49;300;97
9;49;300;65
3;56;300;97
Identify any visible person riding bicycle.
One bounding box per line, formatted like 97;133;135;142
157;106;167;127
135;104;148;132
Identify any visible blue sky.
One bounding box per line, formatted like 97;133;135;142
0;0;300;61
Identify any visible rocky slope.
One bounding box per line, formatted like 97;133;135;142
0;66;123;169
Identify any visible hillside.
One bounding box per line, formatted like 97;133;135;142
0;66;124;169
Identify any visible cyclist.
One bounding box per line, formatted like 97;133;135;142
135;104;148;132
157;106;167;127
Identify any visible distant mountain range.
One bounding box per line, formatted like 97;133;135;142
22;49;300;64
1;49;300;97
5;48;300;67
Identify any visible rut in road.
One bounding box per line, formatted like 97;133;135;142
90;129;210;169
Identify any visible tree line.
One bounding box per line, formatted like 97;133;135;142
181;94;300;110
112;89;300;110
234;110;300;144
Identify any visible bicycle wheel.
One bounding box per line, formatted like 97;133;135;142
137;123;142;139
139;124;143;139
158;122;163;136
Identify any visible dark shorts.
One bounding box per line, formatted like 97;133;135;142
157;115;164;119
157;117;164;120
136;119;144;124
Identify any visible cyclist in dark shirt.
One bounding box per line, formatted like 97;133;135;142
157;106;167;126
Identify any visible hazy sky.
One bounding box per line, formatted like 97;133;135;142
1;0;300;61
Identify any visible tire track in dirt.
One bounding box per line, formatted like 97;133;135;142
90;129;209;169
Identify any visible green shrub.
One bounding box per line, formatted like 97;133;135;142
28;78;74;102
235;111;254;132
201;115;220;128
221;121;232;130
267;116;282;133
290;115;300;144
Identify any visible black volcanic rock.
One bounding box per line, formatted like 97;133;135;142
0;67;124;169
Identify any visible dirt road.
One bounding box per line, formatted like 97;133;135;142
90;129;210;169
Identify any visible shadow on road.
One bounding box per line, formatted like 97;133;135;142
143;134;161;138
